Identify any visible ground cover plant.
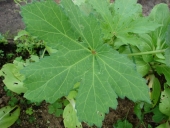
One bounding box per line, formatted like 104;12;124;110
1;0;170;127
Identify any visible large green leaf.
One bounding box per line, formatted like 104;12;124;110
21;0;150;126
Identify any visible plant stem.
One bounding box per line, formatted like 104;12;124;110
127;49;166;56
41;48;46;58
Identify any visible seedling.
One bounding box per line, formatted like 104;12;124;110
114;119;133;128
48;98;68;117
26;107;33;115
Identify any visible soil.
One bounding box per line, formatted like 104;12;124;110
0;0;170;128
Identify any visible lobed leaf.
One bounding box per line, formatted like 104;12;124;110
21;0;150;126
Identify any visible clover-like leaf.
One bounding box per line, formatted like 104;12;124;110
21;0;150;126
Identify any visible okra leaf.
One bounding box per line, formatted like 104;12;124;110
21;0;150;126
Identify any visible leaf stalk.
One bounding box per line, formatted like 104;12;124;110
127;49;166;56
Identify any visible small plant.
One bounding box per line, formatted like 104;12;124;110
114;119;133;128
0;33;7;45
0;33;8;63
26;107;33;115
48;100;64;117
14;30;45;55
28;116;36;123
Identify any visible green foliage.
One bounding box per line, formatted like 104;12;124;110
8;97;19;107
0;55;40;94
159;84;170;117
156;65;170;86
48;100;64;117
134;103;143;121
0;63;27;94
63;103;82;128
20;0;153;126
28;116;36;123
3;86;19;107
147;75;161;107
0;33;7;59
114;119;133;128
152;106;168;123
0;106;20;128
14;30;45;55
63;83;82;128
0;33;7;44
26;107;33;115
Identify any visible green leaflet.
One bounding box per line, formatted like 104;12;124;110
21;0;150;126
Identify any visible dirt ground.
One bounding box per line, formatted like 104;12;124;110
0;0;170;128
